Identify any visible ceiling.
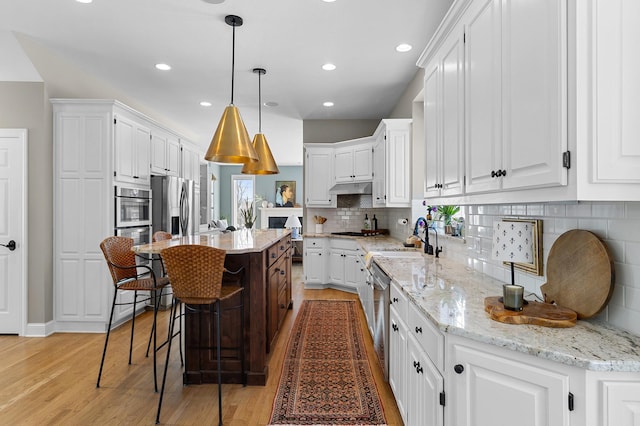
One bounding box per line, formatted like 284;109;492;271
0;0;453;163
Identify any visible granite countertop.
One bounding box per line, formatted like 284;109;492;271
349;238;640;373
133;228;291;254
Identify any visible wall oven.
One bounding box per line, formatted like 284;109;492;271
115;186;152;228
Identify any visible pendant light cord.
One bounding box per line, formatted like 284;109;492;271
230;21;236;105
258;71;262;132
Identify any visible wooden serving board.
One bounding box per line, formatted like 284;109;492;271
484;296;577;328
540;230;615;319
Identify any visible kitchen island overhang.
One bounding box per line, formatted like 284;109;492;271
134;228;293;386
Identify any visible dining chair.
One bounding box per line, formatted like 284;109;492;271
155;244;246;425
98;235;170;392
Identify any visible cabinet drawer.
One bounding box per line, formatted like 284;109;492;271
278;235;291;258
408;301;444;372
390;281;408;323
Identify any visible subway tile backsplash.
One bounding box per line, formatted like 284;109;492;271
455;201;640;336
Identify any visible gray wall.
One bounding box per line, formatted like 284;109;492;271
303;119;380;143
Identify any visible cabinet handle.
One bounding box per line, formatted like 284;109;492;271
392;323;398;332
416;364;423;374
280;270;285;276
271;253;277;258
491;170;497;178
413;360;419;368
392;297;399;303
454;364;464;374
280;304;286;309
415;326;422;334
501;169;507;176
275;268;280;272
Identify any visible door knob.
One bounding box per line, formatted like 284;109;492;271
1;240;16;251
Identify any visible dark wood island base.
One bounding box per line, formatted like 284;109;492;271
133;229;293;386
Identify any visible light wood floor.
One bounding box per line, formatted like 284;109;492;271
0;265;402;425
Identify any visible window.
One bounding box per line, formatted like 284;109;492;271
231;175;255;228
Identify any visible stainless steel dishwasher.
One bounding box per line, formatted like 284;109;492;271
370;261;390;381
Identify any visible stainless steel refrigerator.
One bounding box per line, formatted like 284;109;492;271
151;175;199;237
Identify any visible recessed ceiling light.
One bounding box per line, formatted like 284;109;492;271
202;0;226;4
264;101;279;107
323;102;334;107
200;101;212;107
396;44;412;53
155;63;171;71
76;0;93;3
322;63;336;71
322;0;337;2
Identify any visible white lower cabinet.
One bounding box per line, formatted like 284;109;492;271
389;284;409;423
585;371;640;426
304;238;361;293
303;238;326;285
408;333;444;426
447;334;573;426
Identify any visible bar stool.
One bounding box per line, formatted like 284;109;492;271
156;245;245;425
97;236;170;392
145;230;183;372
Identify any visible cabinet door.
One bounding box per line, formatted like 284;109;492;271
343;251;360;290
114;115;150;185
599;380;640;426
440;29;465;197
303;249;325;284
591;0;640;184
501;0;567;190
372;134;386;207
334;147;354;183
407;333;444;426
305;148;335;207
386;129;412;205
464;0;502;194
134;125;150;185
389;307;408;424
166;136;180;177
424;60;441;198
449;340;569;426
150;132;168;175
353;144;373;181
328;249;345;284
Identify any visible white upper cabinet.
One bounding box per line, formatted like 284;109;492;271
372;119;413;207
114;114;151;186
150;129;180;177
180;140;201;182
464;0;567;195
334;141;373;183
424;27;465;198
304;146;336;208
420;0;640;203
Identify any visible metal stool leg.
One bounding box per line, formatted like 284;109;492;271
128;290;138;364
96;288;117;388
156;298;179;424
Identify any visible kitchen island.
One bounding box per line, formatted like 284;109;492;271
133;229;293;385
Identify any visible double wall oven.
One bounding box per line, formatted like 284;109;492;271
114;186;152;262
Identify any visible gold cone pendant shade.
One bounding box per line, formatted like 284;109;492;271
242;67;279;174
204;15;258;164
241;132;279;174
206;105;257;163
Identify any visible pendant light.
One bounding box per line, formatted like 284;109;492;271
242;68;280;175
204;15;258;164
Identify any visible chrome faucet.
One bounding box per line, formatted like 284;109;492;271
413;217;434;255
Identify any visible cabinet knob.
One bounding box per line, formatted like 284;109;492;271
271;253;277;258
415;326;422;334
280;304;286;309
454;364;464;374
280;270;285;276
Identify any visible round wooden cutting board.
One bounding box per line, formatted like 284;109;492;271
540;230;615;319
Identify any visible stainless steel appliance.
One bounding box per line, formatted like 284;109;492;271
115;186;151;228
370;261;390;381
151;175;199;237
114;186;152;265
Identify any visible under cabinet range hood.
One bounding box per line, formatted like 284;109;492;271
328;182;372;195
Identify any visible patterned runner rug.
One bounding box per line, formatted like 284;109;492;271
269;300;386;425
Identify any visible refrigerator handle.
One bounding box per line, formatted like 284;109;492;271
179;183;189;235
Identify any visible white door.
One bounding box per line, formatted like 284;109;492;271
0;129;27;335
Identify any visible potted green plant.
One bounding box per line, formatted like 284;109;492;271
437;205;460;234
240;202;256;229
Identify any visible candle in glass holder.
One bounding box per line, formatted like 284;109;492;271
503;284;524;311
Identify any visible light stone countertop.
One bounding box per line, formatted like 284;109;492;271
316;235;640;372
134;228;291;255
